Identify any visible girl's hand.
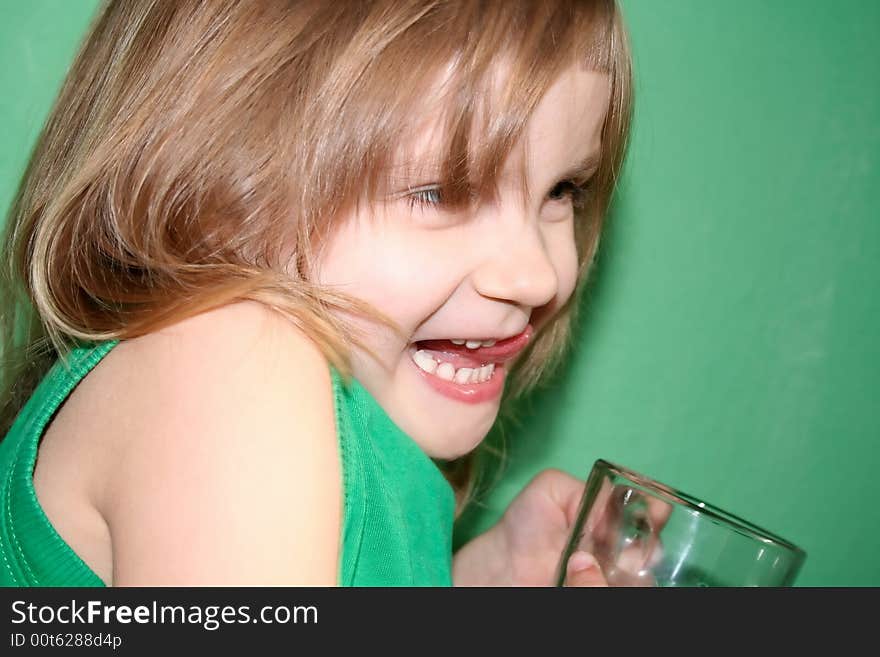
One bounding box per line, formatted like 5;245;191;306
453;468;607;586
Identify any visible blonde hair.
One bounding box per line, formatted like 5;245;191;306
0;0;634;517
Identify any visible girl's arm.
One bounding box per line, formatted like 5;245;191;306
100;301;342;585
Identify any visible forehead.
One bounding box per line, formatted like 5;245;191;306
388;63;611;184
522;67;610;178
527;68;611;151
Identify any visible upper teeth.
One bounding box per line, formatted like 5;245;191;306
450;339;497;349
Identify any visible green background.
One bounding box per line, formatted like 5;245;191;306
2;1;878;586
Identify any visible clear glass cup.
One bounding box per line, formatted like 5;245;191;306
555;459;807;587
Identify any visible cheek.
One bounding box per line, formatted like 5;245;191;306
315;224;456;327
360;237;454;309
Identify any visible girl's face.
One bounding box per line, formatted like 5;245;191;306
313;66;611;460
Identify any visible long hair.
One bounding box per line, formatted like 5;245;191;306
0;0;634;516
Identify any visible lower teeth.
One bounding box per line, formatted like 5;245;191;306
411;350;495;384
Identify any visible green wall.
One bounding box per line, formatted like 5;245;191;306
458;0;880;587
0;0;99;216
2;1;878;586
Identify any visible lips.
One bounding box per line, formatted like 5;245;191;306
414;324;533;368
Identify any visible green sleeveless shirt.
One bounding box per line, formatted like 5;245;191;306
0;340;455;586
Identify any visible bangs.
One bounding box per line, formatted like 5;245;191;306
346;0;618;211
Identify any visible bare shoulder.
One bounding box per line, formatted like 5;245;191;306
112;299;328;380
99;300;341;585
87;300;336;463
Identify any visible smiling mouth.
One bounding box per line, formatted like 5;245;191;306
407;324;533;385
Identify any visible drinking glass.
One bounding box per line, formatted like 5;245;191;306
555;459;806;587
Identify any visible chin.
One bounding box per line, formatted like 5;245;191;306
426;442;480;462
419;422;494;462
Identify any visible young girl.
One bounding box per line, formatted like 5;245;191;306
0;0;631;587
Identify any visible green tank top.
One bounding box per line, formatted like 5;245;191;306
0;340;455;586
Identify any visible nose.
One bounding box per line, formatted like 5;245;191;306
469;221;559;310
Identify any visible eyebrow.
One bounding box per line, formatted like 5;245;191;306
557;152;601;183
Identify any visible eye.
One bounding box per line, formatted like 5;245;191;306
547;178;591;209
406;185;443;210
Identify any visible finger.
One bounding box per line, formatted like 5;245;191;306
610;493;670;577
647;496;673;531
563;551;608;587
518;468;588;530
584;487;669;580
533;468;588;527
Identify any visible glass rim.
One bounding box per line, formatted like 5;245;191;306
594;459;807;558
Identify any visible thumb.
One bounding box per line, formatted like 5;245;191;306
564;551;608;587
526;468;587;527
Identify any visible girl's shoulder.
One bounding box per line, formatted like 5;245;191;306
41;300;342;584
69;299;337;463
110;299;333;411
